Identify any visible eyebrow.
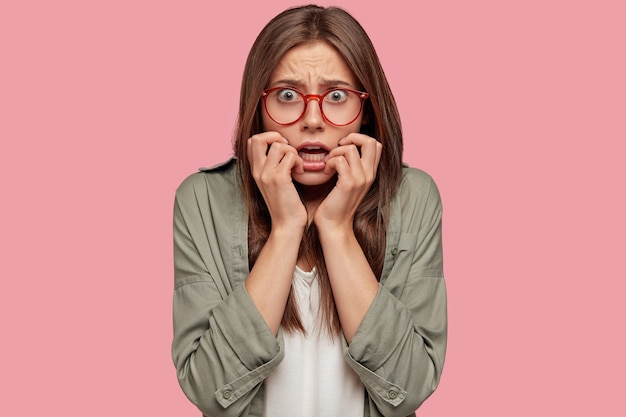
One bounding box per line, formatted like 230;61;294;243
269;78;355;89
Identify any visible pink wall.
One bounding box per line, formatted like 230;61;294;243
2;0;624;415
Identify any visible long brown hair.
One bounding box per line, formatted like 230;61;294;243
233;5;404;336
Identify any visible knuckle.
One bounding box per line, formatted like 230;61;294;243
337;156;348;165
259;171;272;185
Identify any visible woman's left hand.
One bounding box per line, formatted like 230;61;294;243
314;133;382;232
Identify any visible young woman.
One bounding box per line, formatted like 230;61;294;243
172;5;447;417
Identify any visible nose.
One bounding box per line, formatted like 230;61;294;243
301;97;325;130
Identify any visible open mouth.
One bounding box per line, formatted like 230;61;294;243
295;144;329;172
298;146;328;162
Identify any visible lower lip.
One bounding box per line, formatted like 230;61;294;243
299;150;327;171
302;161;326;171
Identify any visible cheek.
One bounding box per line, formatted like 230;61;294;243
261;112;288;134
343;118;363;135
261;115;296;141
260;111;273;132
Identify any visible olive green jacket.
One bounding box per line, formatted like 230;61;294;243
172;158;447;417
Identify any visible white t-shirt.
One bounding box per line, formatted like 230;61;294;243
263;266;365;417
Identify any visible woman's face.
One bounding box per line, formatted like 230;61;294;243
261;41;365;187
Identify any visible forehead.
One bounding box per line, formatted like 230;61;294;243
269;41;359;87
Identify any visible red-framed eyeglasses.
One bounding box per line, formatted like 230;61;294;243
261;87;369;126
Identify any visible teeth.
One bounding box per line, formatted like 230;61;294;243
299;150;326;162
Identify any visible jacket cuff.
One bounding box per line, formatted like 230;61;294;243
211;284;284;407
211;283;281;369
347;285;412;368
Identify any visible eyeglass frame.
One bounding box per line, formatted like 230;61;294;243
260;87;370;127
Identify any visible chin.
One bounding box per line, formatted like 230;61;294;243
292;171;335;187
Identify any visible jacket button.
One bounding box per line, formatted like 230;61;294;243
391;248;398;256
223;389;232;399
388;390;398;399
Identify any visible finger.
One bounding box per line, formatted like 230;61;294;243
249;132;288;162
267;144;299;172
338;132;371;147
359;139;382;175
323;154;346;176
337;135;370;157
266;142;304;174
324;152;362;183
248;132;288;169
278;151;306;176
342;135;382;179
291;152;305;175
341;144;364;173
327;143;363;176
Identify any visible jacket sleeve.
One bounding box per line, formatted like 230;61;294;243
171;176;284;416
344;170;447;417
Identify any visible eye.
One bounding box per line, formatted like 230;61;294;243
276;89;301;102
325;89;349;103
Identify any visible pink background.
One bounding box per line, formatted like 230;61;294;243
1;0;624;415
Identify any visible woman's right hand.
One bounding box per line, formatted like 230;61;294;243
247;132;307;230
